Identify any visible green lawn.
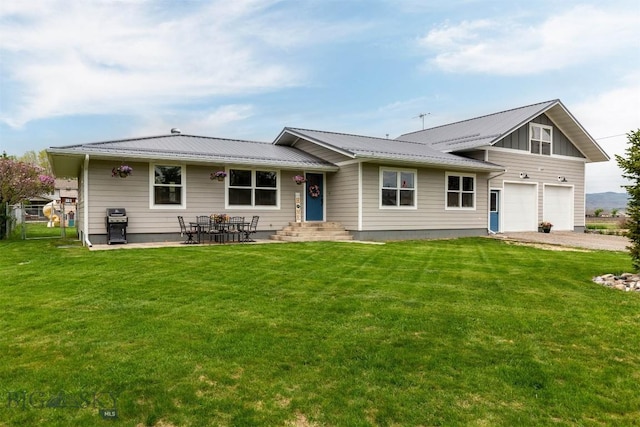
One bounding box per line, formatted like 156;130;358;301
1;237;638;426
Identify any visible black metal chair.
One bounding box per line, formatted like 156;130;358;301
242;216;259;242
196;215;212;242
177;216;195;244
227;216;245;243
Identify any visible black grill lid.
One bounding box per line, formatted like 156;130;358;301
106;208;126;216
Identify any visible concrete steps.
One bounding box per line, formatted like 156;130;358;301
270;222;353;242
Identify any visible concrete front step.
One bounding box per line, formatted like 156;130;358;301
271;221;354;242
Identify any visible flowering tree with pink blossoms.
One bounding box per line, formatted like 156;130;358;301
0;155;56;239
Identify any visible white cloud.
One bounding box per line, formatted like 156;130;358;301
574;73;640;193
419;4;640;75
0;0;362;128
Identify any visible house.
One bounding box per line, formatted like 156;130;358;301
46;99;609;245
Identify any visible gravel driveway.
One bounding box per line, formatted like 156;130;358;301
493;231;629;251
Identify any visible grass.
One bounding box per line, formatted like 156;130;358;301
1;237;639;426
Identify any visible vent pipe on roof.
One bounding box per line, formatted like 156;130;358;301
171;128;181;134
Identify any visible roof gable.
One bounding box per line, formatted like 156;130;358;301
398;100;609;162
275;127;504;172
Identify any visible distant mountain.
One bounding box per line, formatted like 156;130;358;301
586;192;628;211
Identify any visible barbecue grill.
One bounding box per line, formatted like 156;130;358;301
105;208;128;244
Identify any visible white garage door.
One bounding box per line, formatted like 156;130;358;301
543;186;573;231
503;183;537;231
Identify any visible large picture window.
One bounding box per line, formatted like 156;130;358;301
530;123;552;155
152;164;184;207
446;173;475;209
380;168;416;208
228;169;278;207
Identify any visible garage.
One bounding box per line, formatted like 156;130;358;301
503;183;537;231
543;185;573;231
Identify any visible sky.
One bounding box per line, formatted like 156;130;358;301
0;0;638;193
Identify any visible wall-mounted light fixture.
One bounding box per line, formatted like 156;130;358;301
519;172;530;179
558;176;567;182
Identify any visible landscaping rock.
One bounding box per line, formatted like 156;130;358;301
593;273;640;292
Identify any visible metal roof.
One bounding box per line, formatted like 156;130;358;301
398;100;609;162
275;128;504;171
48;134;338;177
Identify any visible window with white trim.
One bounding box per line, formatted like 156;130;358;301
228;169;278;207
530;123;552;155
446;173;475;209
380;168;416;207
152;164;184;207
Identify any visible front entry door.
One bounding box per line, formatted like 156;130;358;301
489;190;500;232
305;173;324;221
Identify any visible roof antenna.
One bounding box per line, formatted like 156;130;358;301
413;113;430;130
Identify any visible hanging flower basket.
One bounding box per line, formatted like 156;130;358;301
210;171;227;181
293;175;306;185
112;165;133;178
308;184;320;198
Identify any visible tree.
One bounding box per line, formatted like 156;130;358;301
615;129;640;270
594;208;603;217
0;156;55;239
18;149;52;175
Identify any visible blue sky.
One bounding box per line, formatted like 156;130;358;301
1;0;638;192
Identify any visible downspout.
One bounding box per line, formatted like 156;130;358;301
83;154;92;247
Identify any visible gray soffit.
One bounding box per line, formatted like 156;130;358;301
276;128;504;172
398;99;609;162
48;134;338;176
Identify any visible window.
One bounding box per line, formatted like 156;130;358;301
152;164;184;207
446;173;475;209
228;169;278;207
380;168;416;207
530;123;552;155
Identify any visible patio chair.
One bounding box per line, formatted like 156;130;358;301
242;216;259;242
196;215;212;242
177;216;195;244
211;215;229;243
227;216;245;243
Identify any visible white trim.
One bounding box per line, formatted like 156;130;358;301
445;172;476;210
83;155;92;247
149;163;187;210
358;163;363;230
529;122;553;155
487;145;587;162
378;166;418;209
225;167;281;210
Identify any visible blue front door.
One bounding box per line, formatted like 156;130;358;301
305;173;324;221
490;190;500;232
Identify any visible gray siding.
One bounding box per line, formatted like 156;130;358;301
325;163;359;229
293;139;353;164
494;114;584;158
359;163;490;231
487;149;586;226
87;160;310;241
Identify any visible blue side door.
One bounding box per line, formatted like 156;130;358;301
305;173;324;221
489;190;500;232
